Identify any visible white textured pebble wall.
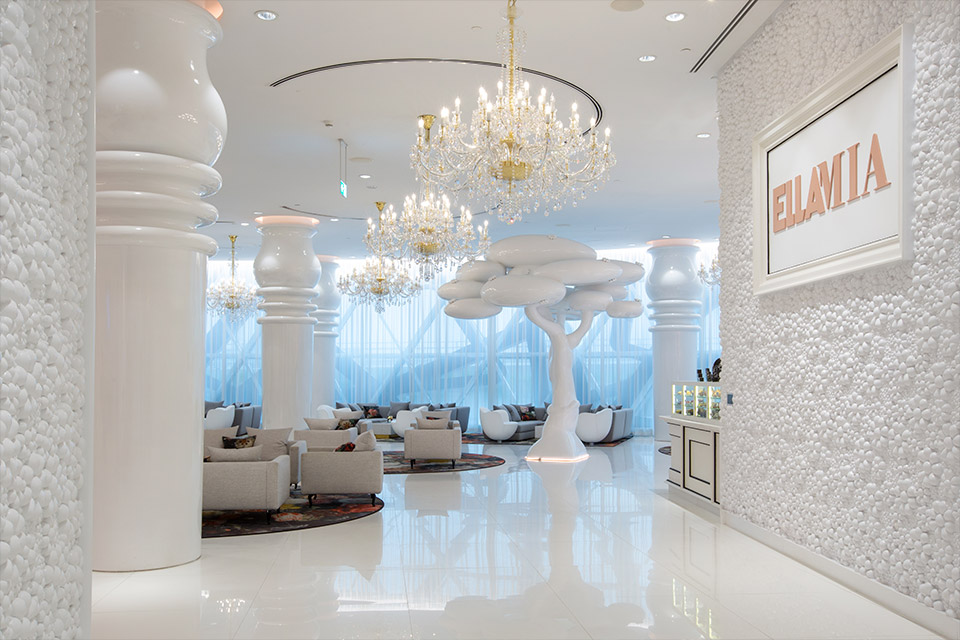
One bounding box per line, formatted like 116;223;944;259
0;0;92;637
718;0;959;620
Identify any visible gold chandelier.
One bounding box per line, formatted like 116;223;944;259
207;235;258;322
410;0;615;224
338;203;421;313
369;187;490;281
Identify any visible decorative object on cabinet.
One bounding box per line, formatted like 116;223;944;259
671;381;722;422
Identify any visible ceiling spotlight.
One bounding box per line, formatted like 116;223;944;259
254;9;277;21
358;174;372;179
638;55;656;62
696;132;711;138
240;222;250;226
330;218;340;222
665;12;685;21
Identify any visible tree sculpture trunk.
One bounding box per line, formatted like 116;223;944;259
525;305;595;461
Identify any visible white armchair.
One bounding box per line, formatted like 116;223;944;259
391;407;426;438
575;408;614;443
203;405;235;431
479;408;518;442
404;427;462;468
315;404;335;419
203;455;291;513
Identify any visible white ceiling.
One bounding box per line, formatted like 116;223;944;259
205;0;782;260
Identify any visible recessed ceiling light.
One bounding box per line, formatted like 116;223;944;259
471;25;483;30
240;222;250;226
665;12;685;22
329;218;339;222
358;174;371;179
696;132;711;138
254;9;277;21
350;157;373;163
638;55;656;62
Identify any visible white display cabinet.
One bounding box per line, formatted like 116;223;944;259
665;381;722;512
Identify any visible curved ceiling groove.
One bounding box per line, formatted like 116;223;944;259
270;57;604;132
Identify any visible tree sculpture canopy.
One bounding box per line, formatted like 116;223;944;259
438;235;644;461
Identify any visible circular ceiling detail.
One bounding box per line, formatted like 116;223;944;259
270;57;604;131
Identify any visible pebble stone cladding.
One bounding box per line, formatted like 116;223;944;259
0;1;92;637
717;0;959;620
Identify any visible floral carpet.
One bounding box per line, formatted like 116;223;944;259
382;451;505;474
202;492;383;538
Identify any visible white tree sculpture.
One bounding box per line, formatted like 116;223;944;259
438;235;644;461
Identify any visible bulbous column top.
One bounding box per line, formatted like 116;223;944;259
644;238;704;303
313;256;341;312
254;216;321;323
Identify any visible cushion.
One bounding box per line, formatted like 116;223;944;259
338;418;360;430
333;408;363;420
424;410;452;422
578;404;593;414
360;404;382;419
517;405;536;421
223;435;256;449
504;404;522;421
207;445;262;462
244;427;292;460
336;402;348;408
348;403;362;412
304;417;339;430
335;442;356;452
410;403;429;410
493;404;505;413
203;426;238;451
416;417;449;430
388;401;410;418
354;431;377;451
534;406;547;421
442;402;456;408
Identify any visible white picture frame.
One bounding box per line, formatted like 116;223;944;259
752;25;914;295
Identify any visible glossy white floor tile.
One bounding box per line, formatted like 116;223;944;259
91;437;943;640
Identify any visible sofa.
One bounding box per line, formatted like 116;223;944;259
204;425;305;486
491;403;544;440
337;401;471;430
204;401;262;431
576;406;634;443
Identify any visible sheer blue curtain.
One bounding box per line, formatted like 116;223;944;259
204;245;722;434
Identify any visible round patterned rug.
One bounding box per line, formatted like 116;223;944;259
202;493;383;538
382;451;505;474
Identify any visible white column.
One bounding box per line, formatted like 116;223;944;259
93;0;226;571
645;239;703;442
255;216;321;430
311;256;341;415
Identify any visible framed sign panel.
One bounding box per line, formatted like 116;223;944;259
752;26;913;295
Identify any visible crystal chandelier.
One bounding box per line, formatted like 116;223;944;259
410;0;615;224
369;191;490;281
698;255;721;286
339;203;421;313
207;234;258;322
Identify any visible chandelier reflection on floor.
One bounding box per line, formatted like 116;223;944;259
410;0;615;224
207;234;259;322
339;203;421;313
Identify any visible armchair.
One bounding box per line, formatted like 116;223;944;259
479;408;518;442
391;407;426;438
203;405;235;431
202;455;291;513
575;408;614;443
294;427;358;451
300;449;383;505
404;427;462;468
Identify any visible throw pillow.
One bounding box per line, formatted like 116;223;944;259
348;403;362;412
424;410;452;422
354;430;377;451
493;404;505;413
416;417;450;430
244;427;292;460
388;401;410;418
333;408;363;420
338;418;360;430
504;404;522;422
578;404;593;414
442;402;456;408
335;442;356;452
615;405;623;410
517;405;536;421
203;426;238;451
207;445;262;462
304;417;339;430
223;435;256;449
534;406;547;421
360;404;382;419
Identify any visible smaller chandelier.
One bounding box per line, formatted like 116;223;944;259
368;190;490;281
340;203;422;313
698;255;721;286
207;234;258;322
